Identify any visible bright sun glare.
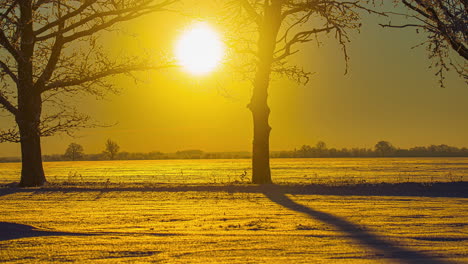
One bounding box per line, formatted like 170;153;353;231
175;22;224;75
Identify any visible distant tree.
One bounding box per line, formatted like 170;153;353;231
64;143;84;161
227;1;381;183
0;1;177;186
104;139;120;160
382;0;467;86
374;141;396;157
299;145;309;155
316;141;327;151
316;141;327;156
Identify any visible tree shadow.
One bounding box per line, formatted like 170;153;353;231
0;222;177;242
0;222;92;242
1;181;467;199
261;185;456;264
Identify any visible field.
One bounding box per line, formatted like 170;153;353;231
1;158;468;184
1;158;467;263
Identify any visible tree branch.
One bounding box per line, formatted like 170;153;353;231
0;128;20;143
34;3;65;91
401;0;432;20
39;110;90;137
379;23;425;29
240;0;262;26
0;92;18;116
397;0;468;60
0;60;18;83
35;0;177;41
34;1;94;36
275;26;335;62
32;0;54;11
60;8;157;43
0;29;20;61
44;64;176;91
0;0;18;22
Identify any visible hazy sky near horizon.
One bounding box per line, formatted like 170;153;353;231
0;1;467;157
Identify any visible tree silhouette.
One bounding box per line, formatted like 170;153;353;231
316;141;326;150
382;0;467;86
0;0;176;186
374;140;396;157
104;139;120;160
227;0;380;183
64;143;84;161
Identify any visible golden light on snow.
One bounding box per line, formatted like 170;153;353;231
175;22;224;75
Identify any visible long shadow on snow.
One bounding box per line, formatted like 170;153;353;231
261;185;455;264
0;222;177;242
0;222;92;242
1;182;467;198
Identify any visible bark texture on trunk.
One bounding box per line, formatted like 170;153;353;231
17;0;47;187
250;67;272;184
249;1;282;184
18;120;46;187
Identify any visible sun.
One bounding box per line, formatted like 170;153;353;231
175;22;224;75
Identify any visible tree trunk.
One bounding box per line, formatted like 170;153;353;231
17;0;46;187
18;119;46;187
250;69;273;184
249;1;282;184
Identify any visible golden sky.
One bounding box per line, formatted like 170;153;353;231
0;1;467;156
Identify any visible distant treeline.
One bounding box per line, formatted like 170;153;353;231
2;141;468;162
0;150;252;163
42;150;251;162
271;141;468;158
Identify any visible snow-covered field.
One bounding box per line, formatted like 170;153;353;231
0;184;467;263
1;157;468;184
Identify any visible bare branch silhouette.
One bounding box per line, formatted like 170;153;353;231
0;0;177;186
381;0;467;86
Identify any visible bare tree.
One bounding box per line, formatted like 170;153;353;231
226;0;380;183
382;0;467;86
64;142;84;161
316;141;326;151
374;140;396;157
104;139;120;160
0;0;177;186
